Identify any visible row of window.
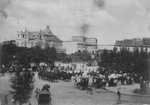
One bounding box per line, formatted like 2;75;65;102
18;34;27;39
17;42;35;47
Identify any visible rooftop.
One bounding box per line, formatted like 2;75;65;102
115;40;124;46
44;35;62;42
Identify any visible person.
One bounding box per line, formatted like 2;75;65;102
131;77;135;85
117;89;121;100
35;88;39;98
46;88;49;91
124;80;127;88
105;82;109;90
38;89;41;96
1;68;5;76
74;76;77;86
87;84;93;94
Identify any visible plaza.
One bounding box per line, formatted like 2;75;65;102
0;72;150;105
1;0;150;105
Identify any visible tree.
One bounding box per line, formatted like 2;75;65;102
15;48;31;66
99;47;150;82
56;53;72;63
10;66;35;105
44;46;57;70
30;46;45;65
70;50;92;62
1;43;17;66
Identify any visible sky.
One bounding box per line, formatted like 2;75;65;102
0;0;150;44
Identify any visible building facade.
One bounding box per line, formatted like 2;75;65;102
16;25;65;53
62;36;98;54
115;37;150;52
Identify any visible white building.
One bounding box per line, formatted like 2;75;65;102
62;36;98;54
16;25;65;53
62;41;78;54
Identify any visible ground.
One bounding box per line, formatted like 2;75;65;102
0;73;150;105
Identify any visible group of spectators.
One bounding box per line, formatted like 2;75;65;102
37;65;137;89
36;65;149;96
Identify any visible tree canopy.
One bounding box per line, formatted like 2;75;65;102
1;43;57;71
70;50;92;62
10;67;35;105
99;47;150;81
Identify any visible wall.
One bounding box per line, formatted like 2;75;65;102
87;46;97;53
62;41;78;54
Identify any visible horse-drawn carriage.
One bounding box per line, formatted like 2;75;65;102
38;84;51;105
38;90;51;105
92;77;102;88
75;77;89;90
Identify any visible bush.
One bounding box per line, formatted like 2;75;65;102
133;88;140;94
133;87;150;95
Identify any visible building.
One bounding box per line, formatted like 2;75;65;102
133;38;142;46
16;25;65;53
142;38;150;46
3;40;16;45
115;40;124;47
62;36;98;54
123;39;133;47
115;37;150;52
62;41;78;54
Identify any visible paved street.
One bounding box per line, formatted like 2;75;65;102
0;73;150;105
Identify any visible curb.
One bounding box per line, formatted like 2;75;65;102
107;87;150;97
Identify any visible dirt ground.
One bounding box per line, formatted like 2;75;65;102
0;73;150;105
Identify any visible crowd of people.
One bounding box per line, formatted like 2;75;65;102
37;65;136;89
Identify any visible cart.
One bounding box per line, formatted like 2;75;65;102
93;77;102;88
76;77;89;90
38;90;51;105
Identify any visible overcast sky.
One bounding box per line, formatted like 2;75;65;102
0;0;150;44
